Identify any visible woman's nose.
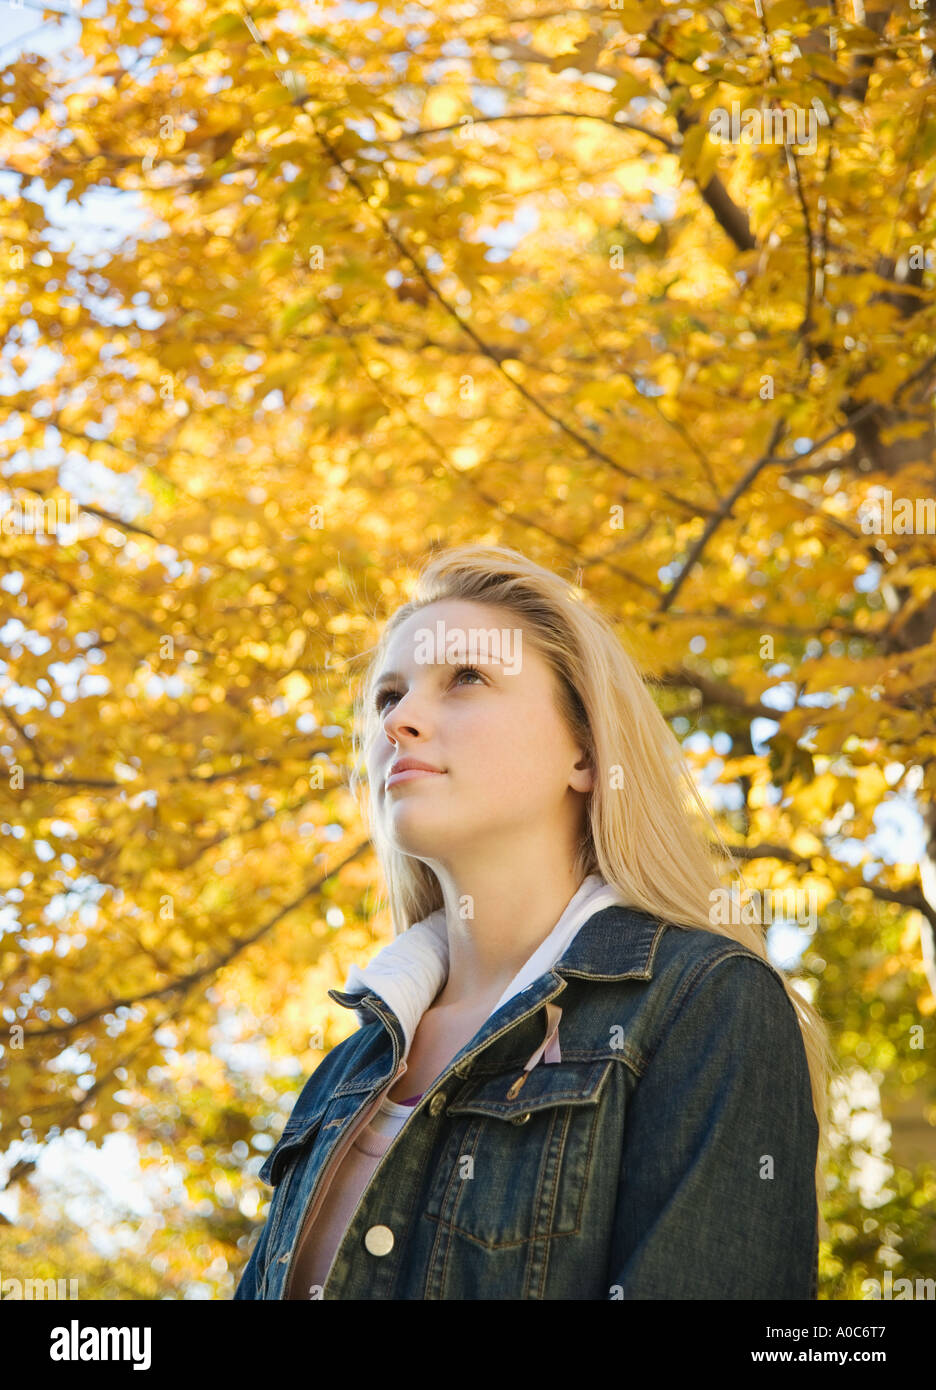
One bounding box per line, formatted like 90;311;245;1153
384;701;422;740
383;717;420;750
383;680;437;736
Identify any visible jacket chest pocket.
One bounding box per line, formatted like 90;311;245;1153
257;1108;336;1271
259;1112;329;1189
423;1058;614;1249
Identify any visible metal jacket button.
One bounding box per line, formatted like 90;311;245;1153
364;1225;394;1256
510;1112;531;1125
428;1093;446;1116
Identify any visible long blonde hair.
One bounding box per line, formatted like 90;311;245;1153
349;543;836;1211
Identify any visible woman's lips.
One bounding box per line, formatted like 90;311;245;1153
386;768;445;788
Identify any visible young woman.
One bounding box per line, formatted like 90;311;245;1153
234;544;832;1300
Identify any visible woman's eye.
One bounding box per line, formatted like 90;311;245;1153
374;665;483;713
452;664;484;687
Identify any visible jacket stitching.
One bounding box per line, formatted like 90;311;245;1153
642;945;786;1070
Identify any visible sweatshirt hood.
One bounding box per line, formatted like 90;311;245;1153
340;873;633;1060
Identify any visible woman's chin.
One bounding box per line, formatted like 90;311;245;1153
389;811;455;851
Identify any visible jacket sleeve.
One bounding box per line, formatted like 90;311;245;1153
232;1200;275;1300
230;1044;353;1301
607;951;819;1300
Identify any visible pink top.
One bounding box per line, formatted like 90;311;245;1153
286;1091;423;1299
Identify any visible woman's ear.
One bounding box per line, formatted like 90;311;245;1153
570;755;595;794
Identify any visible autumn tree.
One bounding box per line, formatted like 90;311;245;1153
1;0;934;1297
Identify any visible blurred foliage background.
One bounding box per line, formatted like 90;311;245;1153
1;0;935;1298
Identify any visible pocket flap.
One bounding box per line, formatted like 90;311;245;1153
445;1057;613;1120
258;1108;327;1187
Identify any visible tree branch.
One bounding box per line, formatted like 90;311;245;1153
659;418;787;611
2;840;372;1042
658;665;780;721
729;842;936;931
312;124;714;521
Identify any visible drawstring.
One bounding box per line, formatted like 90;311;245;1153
505;1003;562;1100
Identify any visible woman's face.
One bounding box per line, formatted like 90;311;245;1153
365;598;592;870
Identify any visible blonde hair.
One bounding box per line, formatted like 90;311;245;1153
349;543;836;1215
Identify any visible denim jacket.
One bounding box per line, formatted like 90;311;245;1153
233;905;819;1300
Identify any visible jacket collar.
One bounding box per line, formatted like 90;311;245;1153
553;903;668;981
327;875;669;1060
